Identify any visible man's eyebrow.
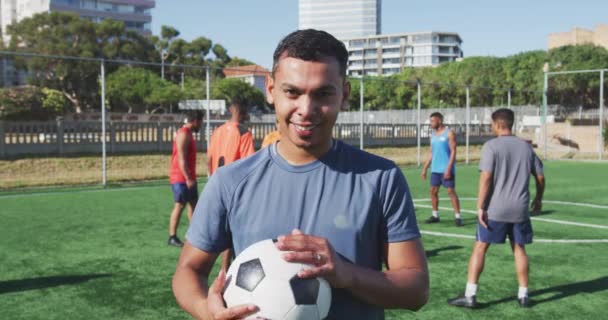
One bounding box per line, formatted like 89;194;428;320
279;83;337;92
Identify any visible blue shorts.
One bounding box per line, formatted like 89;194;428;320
171;183;198;204
476;219;533;245
430;172;455;188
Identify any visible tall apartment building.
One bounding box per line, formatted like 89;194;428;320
548;24;608;50
298;0;381;40
0;0;155;43
344;31;463;77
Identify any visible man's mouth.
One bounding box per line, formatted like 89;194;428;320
291;122;319;138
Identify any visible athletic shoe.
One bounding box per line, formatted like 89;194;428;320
168;235;184;247
518;297;531;308
447;295;478;309
455;218;463;227
425;216;441;224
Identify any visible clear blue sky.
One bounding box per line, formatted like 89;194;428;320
152;0;608;69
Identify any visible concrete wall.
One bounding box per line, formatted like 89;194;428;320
0;120;495;158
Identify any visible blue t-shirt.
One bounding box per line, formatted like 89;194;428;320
431;128;454;174
186;140;421;320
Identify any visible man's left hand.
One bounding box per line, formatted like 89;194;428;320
276;229;353;289
443;169;452;180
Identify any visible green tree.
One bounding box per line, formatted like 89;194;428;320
8;12;157;113
41;88;68;113
211;78;265;108
107;66;182;113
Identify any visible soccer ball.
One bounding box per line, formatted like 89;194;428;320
223;239;332;319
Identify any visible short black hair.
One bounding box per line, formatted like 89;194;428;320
272;29;348;78
491;108;515;129
230;96;248;115
430;112;444;120
184;110;203;123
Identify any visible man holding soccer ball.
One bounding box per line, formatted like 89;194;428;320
172;29;429;320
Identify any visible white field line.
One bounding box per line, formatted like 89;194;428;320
420;230;608;244
414;204;608;230
413;197;608;210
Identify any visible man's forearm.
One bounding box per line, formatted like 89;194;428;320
477;177;491;209
179;159;193;181
344;263;429;311
535;176;545;199
172;267;209;320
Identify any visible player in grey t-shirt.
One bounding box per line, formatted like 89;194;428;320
448;108;545;309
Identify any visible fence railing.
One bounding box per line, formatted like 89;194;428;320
0;120;494;158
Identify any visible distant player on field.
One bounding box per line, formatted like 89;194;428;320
448;108;545;309
421;112;463;226
207;96;255;176
167;110;203;247
172;29;429;320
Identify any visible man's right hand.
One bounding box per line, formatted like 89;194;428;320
205;270;258;320
421;169;427;180
186;178;196;189
477;208;488;229
531;198;542;214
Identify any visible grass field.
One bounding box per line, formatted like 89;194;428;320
0;145;484;189
1;161;607;319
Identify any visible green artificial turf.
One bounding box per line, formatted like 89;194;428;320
1;161;607;319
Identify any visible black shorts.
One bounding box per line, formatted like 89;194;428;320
476;219;533;245
171;183;198;204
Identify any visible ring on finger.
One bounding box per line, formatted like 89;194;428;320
314;253;323;263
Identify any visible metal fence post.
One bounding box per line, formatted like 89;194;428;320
542;65;549;160
205;66;211;155
417;80;421;167
466;85;470;165
600;70;605;160
359;76;364;150
100;60;107;187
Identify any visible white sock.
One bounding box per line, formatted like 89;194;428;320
518;287;528;299
455;213;461;219
432;211;439;218
465;282;478;298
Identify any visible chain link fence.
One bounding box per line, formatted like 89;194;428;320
1;51;605;189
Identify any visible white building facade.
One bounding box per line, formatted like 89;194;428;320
298;0;381;40
344;31;463;76
0;0;155;43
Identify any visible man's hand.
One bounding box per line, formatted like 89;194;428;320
477;208;488;229
531;198;542;214
421;169;427;180
206;270;258;320
186;178;196;189
276;229;353;289
443;169;452;180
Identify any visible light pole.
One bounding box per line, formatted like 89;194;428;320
161;50;168;80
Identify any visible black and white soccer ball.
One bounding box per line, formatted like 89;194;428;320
223;239;332;319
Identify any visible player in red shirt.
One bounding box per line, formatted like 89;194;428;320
168;110;203;247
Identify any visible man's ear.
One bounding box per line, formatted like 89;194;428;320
341;80;351;111
266;77;275;105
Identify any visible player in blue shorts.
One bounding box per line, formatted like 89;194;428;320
172;29;429;320
421;112;463;226
448;108;545;309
